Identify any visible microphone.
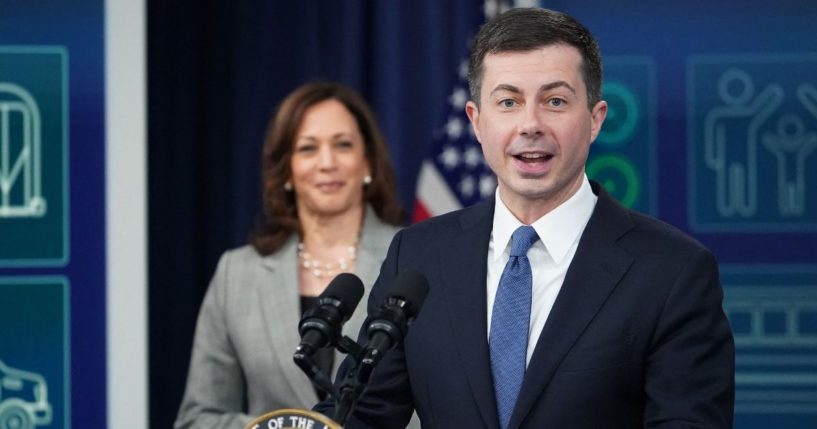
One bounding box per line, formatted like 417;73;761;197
294;273;364;399
332;270;429;424
296;272;365;357
358;269;429;382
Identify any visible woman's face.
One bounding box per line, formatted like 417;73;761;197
290;98;370;218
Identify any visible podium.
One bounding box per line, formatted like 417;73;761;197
245;409;342;429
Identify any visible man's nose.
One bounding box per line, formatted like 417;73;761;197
519;104;545;138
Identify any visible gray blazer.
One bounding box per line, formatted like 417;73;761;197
175;209;414;428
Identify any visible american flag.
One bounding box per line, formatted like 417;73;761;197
412;58;497;222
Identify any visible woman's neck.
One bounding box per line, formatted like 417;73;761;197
297;204;365;296
299;204;365;249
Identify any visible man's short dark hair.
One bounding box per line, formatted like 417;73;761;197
468;7;603;110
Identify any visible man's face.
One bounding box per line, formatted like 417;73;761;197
465;44;607;220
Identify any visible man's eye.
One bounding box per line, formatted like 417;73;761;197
549;98;566;107
500;99;517;108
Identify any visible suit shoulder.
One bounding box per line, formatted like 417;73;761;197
624;210;713;259
590;181;711;259
218;244;265;267
362;215;401;248
208;244;277;291
400;201;491;238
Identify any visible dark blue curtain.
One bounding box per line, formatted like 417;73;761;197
147;2;482;427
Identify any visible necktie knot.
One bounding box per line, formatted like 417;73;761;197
510;225;539;257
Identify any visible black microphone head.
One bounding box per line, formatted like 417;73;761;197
387;269;430;318
321;272;365;320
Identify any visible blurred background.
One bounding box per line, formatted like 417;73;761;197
1;0;816;428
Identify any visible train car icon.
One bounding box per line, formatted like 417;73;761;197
0;359;52;428
724;284;817;414
0;82;46;218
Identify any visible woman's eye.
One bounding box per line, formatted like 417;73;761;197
296;144;316;153
336;141;354;149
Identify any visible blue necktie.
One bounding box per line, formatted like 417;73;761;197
490;225;539;429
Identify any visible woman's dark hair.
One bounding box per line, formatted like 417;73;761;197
250;82;405;255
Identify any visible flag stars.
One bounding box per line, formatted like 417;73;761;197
449;86;468;110
480;174;496;197
483;1;498;19
439;145;461;169
445;116;464;140
458;60;469;81
464;146;483;168
459;175;476;198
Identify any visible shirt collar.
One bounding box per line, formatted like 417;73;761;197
492;175;598;264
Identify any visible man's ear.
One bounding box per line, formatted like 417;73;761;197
589;100;608;143
465;100;482;144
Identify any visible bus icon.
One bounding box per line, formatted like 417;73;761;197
0;82;46;218
0;359;52;428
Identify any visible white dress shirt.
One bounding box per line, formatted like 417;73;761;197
487;175;597;366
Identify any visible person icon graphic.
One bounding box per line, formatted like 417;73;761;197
704;68;784;217
761;114;817;216
759;84;817;217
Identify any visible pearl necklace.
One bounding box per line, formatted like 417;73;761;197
298;242;358;279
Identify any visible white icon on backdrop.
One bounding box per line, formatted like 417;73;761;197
0;82;47;218
704;69;817;218
761;112;817;217
0;359;52;428
704;68;784;218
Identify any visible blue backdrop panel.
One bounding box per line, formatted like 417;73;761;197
688;54;817;232
0;1;106;428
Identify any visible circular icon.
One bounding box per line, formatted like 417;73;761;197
597;82;640;147
0;403;32;429
586;155;640;208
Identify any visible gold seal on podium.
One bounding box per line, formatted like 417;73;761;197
245;408;342;429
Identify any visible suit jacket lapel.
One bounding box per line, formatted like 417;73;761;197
509;184;635;429
439;199;501;429
257;236;320;407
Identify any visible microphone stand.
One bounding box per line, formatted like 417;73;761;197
293;333;368;426
332;336;368;425
293;346;337;398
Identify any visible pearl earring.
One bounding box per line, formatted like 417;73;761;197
363;175;372;185
284;181;293;191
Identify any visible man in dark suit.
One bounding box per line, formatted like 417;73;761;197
317;7;734;428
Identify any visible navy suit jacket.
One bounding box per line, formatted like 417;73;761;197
318;182;735;428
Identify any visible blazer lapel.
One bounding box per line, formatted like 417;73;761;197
337;209;396;375
438;199;501;429
257;236;320;407
509;185;635;429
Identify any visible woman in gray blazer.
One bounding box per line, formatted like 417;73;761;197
174;82;408;428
